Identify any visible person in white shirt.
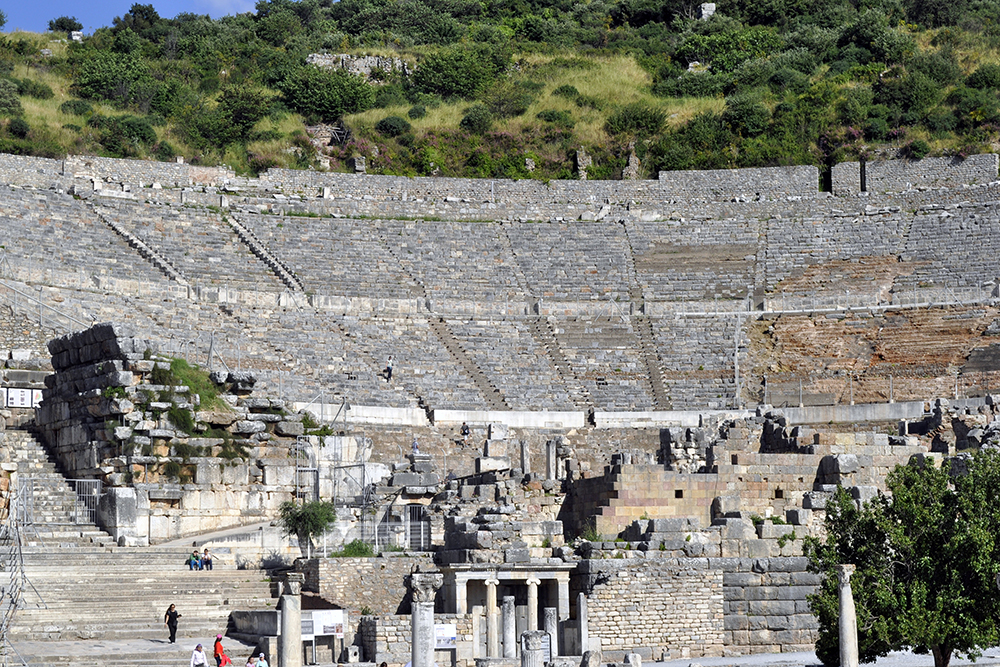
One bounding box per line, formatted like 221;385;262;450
191;644;209;667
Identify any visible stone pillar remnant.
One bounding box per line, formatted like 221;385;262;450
487;576;500;657
279;573;304;667
410;569;444;667
578;592;589;654
543;607;558;658
521;631;547;667
526;577;540;631
838;564;859;667
502;595;516;658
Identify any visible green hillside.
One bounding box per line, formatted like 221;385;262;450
1;0;999;181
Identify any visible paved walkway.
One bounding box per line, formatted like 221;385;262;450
12;639;1000;667
657;646;1000;667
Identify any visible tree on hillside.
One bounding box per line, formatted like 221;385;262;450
278;500;337;558
49;16;83;33
278;66;375;123
804;450;1000;667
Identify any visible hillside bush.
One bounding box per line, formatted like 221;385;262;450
60;99;93;116
552;84;579;98
967;64;1000;90
278;66;375;123
0;79;21;117
459;104;492;133
375;115;411;137
605;102;666;136
407;104;427;119
13;78;54;99
8;116;28;138
723;95;771;136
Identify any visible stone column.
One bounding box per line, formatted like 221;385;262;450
279;573;304;667
557;578;570;620
502;596;517;658
521;631;547;667
454;574;469;614
578;592;589;655
543;608;558;658
410;570;444;667
520;440;530;475
838;564;859;667
487;576;500;657
545;440;556;480
526;577;540;631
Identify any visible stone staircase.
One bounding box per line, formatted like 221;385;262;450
3;429;280;647
90;204;190;286
228;215;305;291
4;429;115;547
10;546;278;642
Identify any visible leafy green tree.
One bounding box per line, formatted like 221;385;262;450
804;451;1000;667
278;66;375;123
412;44;511;99
278;500;337;558
74;51;149;105
0;10;6;30
49;16;83;33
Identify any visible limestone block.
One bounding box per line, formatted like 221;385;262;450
712;495;741;518
276;421;304;436
233;420;266;434
757;523;795;539
197;410;237;426
833;453;859;475
488;422;509;440
195;461;223;484
476;456;510;473
851;486;879;503
785;509;811;526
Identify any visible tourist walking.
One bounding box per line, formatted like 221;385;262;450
164;604;181;643
191;644;209;667
256;653;269;667
386;355;394;382
213;634;225;666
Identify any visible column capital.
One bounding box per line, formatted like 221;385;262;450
526;576;541;587
523;630;547;651
410;571;444;603
837;564;856;587
486;576;500;587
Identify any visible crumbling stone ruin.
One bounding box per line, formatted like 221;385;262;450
0;151;999;663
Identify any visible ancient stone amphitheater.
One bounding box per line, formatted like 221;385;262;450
0;152;999;665
0;153;997;417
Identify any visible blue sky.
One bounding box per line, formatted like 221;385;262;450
3;0;257;34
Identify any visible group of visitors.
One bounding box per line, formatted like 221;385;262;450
186;633;269;667
186;548;214;570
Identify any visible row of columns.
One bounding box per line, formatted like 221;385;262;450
484;576;563;658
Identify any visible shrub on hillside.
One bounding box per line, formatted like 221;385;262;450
459;104;492;134
903;139;930;159
13;78;54;100
536;109;575;128
407;104;427;119
552;84;579;99
967;64;1000;90
0;80;21;117
8;117;28;138
722;95;771;136
605;102;666;137
375;115;412;137
278;66;375;123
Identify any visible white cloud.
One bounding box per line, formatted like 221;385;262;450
197;0;257;18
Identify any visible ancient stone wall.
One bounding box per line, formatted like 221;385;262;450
360;613;473;667
573;558;725;661
832;154;999;195
301;554;434;615
571;556;818;658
